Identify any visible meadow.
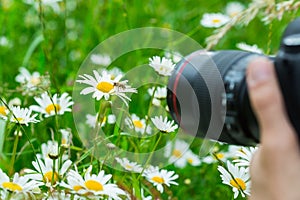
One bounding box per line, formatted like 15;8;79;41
0;0;299;199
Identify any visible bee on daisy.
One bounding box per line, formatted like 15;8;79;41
142;166;179;193
61;165;126;199
149;56;175;76
76;70;137;106
30;92;74;118
218;161;251;199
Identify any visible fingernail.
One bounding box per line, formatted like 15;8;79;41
247;59;272;87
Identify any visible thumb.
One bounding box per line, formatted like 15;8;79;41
246;57;296;145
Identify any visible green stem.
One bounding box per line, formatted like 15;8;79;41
9;129;20;175
51;159;56;186
137;132;163;180
132;174;142;199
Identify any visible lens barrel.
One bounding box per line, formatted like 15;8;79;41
167;50;263;145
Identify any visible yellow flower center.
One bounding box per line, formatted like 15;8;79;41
216;153;224;159
230;12;238;17
85;180;103;191
151;176;165;184
230;178;246;190
212;19;221;23
30;77;41;86
73;185;84;191
45;104;61;114
61;138;67;146
125;164;133;169
172;149;182;158
96;81;114;93
2;182;22;191
43;171;59;183
133;120;143;129
0;106;7;116
16;117;24;123
187;158;193;164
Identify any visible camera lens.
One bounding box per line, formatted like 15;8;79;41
167;50;263;145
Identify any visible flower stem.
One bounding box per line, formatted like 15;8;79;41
138;132;163;180
9;128;20;175
51;159;56;186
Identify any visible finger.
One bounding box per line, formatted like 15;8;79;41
246;57;297;146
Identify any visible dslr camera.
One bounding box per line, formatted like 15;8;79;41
167;18;300;146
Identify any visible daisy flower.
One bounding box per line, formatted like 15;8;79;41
185;150;201;167
61;165;126;199
60;129;72;148
202;152;229;164
218;161;251;199
202;146;234;164
15;67;41;90
233;146;258;169
30;92;74;117
236;42;264;54
149;56;175;76
0;36;11;47
8;97;22;108
164;139;200;168
37;140;68;161
200;13;230;28
164;51;182;63
10;106;39;126
147;86;167;106
225;2;245;18
42;190;72;200
76;70;137;106
25;157;72;187
115;157;143;173
125;114;152;135
143;167;179;193
0;169;42;194
151;115;178;133
86;113;116;128
90;54;112;66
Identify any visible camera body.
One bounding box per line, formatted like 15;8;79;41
167;18;300;145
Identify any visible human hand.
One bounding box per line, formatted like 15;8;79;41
246;58;300;200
